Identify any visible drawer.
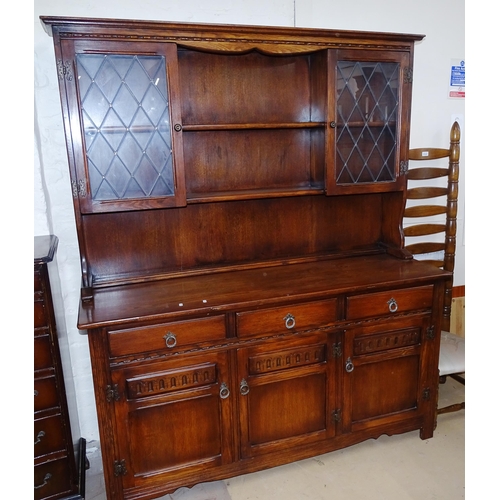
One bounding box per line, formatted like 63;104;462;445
108;315;226;357
34;300;48;329
35;335;53;372
346;285;434;320
34;376;59;413
34;271;43;293
34;457;73;500
237;299;338;339
35;413;66;459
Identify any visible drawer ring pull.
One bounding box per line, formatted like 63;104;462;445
387;298;398;313
163;331;177;348
240;379;250;396
219;382;230;399
35;430;46;445
34;473;52;490
283;313;296;329
345;357;354;373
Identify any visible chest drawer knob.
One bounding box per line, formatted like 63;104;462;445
240;378;250;396
345;357;354;373
35;430;46;446
163;332;177;348
283;313;296;330
387;298;398;313
219;382;230;399
34;473;52;490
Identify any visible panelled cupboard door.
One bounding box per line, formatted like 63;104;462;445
326;49;412;195
237;333;337;459
110;351;232;493
340;315;430;434
59;39;186;213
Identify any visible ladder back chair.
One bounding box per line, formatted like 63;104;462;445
404;121;464;415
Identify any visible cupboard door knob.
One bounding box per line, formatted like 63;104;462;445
345;357;354;373
219;382;230;399
163;331;177;348
330;121;336;128
387;298;398;313
174;123;182;132
283;313;296;330
240;379;250;396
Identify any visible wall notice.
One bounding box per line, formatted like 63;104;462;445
449;59;465;98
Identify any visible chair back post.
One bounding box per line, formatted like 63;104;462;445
442;121;460;331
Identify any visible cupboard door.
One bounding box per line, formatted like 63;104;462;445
60;40;186;213
237;333;336;459
326;49;412;195
340;316;429;434
110;351;232;493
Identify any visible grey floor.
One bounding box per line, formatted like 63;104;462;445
85;377;465;500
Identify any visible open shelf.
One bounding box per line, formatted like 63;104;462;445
182;122;325;131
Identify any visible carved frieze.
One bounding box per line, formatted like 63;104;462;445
126;364;217;399
353;328;420;355
248;345;326;375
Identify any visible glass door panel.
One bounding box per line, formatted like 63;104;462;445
76;53;175;201
336;61;399;186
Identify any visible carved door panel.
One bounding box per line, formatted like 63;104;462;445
340;315;431;434
237;332;337;459
110;350;232;493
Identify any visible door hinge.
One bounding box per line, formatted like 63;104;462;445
426;325;436;340
332;342;342;358
332;409;342;423
422;388;431;401
57;59;73;81
400;160;409;175
403;66;413;84
106;384;120;403
71;179;87;198
113;459;127;477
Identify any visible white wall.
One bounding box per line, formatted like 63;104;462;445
34;0;465;442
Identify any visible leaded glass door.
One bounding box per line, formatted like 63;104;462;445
62;41;186;213
326;49;411;195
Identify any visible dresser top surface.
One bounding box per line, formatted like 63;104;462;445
78;254;449;330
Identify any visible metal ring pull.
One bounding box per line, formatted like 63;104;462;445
34;473;52;490
219;382;230;399
387;298;398;313
35;430;45;445
345;357;354;373
283;313;296;330
240;379;250;396
163;331;177;348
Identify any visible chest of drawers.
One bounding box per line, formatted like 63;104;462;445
34;235;86;500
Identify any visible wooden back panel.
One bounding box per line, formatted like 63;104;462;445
82;194;394;286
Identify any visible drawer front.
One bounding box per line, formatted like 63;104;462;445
346;285;434;320
108;315;226;357
237;299;338;339
34;271;43;293
34;458;73;500
35;414;66;459
34;300;48;329
34;376;59;413
35;335;53;372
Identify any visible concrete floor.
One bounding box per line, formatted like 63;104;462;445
85;377;465;500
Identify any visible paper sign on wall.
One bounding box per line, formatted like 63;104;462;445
449;59;465;98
